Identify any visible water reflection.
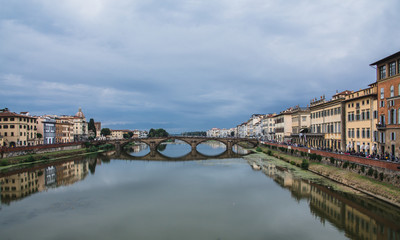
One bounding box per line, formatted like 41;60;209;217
1;146;400;240
157;140;192;158
0;156;99;205
261;162;400;240
196;141;226;156
127;142;150;157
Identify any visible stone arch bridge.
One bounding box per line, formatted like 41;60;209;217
105;137;258;153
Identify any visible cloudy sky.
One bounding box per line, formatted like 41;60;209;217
1;0;399;133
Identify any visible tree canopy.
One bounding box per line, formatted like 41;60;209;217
88;118;96;137
181;131;206;136
101;128;111;136
148;128;169;137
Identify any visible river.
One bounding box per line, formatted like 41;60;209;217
0;141;399;240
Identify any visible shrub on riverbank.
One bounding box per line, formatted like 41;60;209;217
25;155;36;163
256;147;262;152
0;159;8;166
301;159;309;170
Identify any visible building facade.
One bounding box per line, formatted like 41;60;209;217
344;85;378;155
0;109;38;147
307;91;351;151
37;116;57;145
274;108;293;143
371;51;400;159
261;113;276;141
56;117;74;143
290;107;310;146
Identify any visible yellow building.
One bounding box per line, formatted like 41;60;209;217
344;84;378;155
111;129;130;140
308;91;352;151
0;109;38;147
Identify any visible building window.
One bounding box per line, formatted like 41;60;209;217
391;85;394;97
356;128;360;138
380;65;386;79
380;101;385;107
391;132;396;141
366;111;370;120
373;110;378;119
380;88;384;99
398;84;400;96
398;59;400;74
366;128;370;138
389;62;396;77
362;128;365;138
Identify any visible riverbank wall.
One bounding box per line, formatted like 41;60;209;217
0;143;84;159
262;142;400;186
247;150;400;207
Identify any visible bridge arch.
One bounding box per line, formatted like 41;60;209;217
116;137;258;154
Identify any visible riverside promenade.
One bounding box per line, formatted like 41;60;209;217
262;142;400;171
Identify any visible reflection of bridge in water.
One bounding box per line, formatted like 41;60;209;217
113;145;251;161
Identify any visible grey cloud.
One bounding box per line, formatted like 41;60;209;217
1;0;400;132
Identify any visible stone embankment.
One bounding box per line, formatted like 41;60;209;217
248;145;400;207
0;142;84;159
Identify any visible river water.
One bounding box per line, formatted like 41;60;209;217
0;141;399;240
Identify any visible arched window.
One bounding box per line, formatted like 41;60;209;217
390;85;394;97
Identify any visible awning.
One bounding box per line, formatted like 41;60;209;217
371;145;376;151
365;145;370;150
360;145;364;150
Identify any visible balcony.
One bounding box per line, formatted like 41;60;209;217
376;123;386;130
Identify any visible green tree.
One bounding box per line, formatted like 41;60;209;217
37;133;42;139
123;133;130;139
88;118;96;137
128;132;134;138
101;128;111;136
148;128;169;137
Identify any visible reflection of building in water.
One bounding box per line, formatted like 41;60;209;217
309;184;400;240
309;185;345;229
262;163;277;177
203;141;226;149
261;163;400;239
56;161;76;186
0;159;90;204
274;169;293;187
131;143;148;153
0;170;43;204
45;166;56;187
74;160;89;181
232;145;249;154
290;178;311;201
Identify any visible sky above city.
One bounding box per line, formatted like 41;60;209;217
1;0;400;133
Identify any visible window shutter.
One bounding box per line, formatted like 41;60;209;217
388;110;391;124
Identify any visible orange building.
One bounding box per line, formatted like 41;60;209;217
370;51;400;159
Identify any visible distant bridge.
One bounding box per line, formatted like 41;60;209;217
111;137;259;152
